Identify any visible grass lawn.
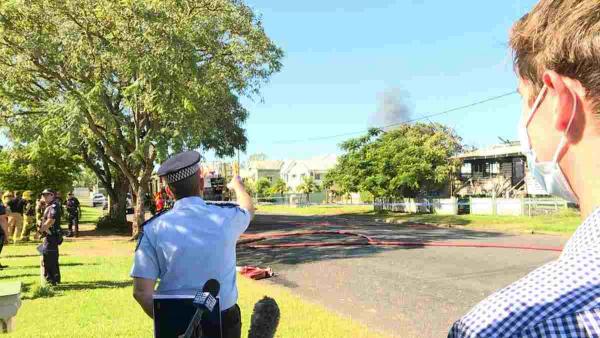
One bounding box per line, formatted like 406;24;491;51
0;207;388;337
257;204;373;216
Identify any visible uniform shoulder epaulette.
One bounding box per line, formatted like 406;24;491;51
140;208;169;230
136;209;169;251
206;202;240;208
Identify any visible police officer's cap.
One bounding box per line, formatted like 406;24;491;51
157;151;202;184
41;188;56;195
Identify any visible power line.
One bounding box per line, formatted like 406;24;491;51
275;90;518;144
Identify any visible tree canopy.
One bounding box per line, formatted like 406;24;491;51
0;141;80;195
325;123;463;199
0;0;283;235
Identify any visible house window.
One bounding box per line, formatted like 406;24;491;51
485;162;500;177
314;173;321;180
292;174;296;179
460;163;472;178
267;177;273;182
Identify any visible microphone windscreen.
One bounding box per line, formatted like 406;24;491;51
202;279;220;297
248;296;280;338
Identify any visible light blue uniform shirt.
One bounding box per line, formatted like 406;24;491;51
130;196;251;311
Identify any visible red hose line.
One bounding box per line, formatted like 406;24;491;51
238;229;563;252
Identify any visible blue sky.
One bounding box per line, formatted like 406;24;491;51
216;0;537;162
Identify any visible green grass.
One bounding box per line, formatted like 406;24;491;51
79;206;103;224
0;232;388;337
257;204;373;216
257;204;581;235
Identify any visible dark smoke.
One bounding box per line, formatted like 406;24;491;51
369;88;413;131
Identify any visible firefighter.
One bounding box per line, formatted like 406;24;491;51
20;190;36;242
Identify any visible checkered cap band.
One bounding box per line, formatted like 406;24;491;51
165;164;199;183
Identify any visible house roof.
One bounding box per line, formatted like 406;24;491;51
281;154;338;174
248;160;283;171
454;142;523;160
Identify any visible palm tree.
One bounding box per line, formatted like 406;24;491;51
297;176;319;203
270;179;288;199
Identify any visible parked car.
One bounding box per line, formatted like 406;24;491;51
91;193;106;207
102;193;135;214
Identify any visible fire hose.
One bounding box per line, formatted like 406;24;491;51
238;228;563;252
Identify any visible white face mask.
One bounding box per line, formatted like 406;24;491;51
518;85;579;203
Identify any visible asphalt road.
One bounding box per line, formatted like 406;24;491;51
237;213;569;338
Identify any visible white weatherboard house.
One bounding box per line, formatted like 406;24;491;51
241;160;283;183
281;154;338;192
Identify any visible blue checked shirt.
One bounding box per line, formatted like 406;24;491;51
449;208;600;337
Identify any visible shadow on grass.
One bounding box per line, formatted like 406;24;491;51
0;273;39;280
18;262;97;269
2;254;45;258
54;280;131;292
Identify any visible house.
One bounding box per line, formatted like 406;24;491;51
281;154;338;191
241;160;283;183
453;141;548;198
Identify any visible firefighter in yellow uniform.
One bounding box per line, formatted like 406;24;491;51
20;191;36;242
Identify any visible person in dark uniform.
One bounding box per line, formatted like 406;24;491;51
0;200;9;269
131;151;255;338
65;192;81;237
39;189;62;285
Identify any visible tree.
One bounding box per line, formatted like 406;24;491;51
327;123;463;199
255;178;271;198
0;142;80;195
73;166;98;191
0;0;283;237
297;176;320;203
269;178;288;198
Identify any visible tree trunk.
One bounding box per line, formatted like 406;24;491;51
131;183;148;239
108;174;128;226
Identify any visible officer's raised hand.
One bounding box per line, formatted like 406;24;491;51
227;176;255;220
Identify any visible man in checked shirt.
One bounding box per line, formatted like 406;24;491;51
449;1;600;337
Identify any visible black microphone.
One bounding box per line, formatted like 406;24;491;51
248;296;280;338
182;279;220;338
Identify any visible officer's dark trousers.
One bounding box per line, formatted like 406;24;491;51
68;213;79;235
42;235;60;284
202;304;242;338
0;227;5;255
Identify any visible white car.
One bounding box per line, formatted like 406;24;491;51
91;193;106;207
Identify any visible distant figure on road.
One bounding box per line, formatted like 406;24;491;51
449;1;600;337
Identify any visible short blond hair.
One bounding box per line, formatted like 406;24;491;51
510;0;600;107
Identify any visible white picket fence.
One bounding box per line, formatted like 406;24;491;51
374;197;570;216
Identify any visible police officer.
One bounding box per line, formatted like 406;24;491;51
131;151;255;338
20;191;36;242
39;189;63;285
65;192;81;237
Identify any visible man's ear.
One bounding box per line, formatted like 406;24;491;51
198;172;205;195
542;70;578;133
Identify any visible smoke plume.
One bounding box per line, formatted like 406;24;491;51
369;88;413;131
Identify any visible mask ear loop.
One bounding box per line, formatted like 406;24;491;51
526;85;548;126
551;90;578;164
